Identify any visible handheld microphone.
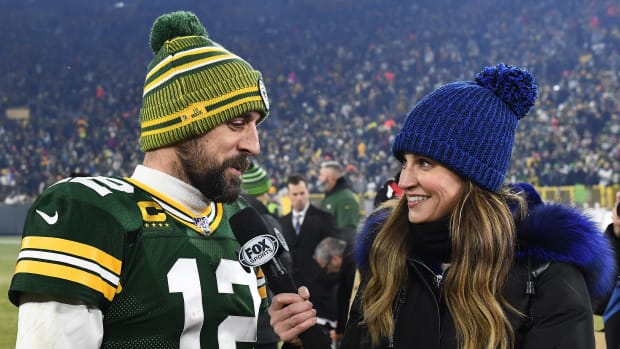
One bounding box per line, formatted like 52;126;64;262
230;207;331;349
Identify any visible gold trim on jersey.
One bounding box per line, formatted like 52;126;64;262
125;177;224;235
15;260;118;301
256;267;267;299
15;236;122;301
20;236;121;274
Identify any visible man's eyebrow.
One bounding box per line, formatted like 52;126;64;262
233;112;258;120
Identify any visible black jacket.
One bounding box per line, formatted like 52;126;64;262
342;191;615;349
280;205;341;321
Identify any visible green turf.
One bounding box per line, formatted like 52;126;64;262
0;237;19;349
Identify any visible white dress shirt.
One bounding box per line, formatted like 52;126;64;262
291;203;309;234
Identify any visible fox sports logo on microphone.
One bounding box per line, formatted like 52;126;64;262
238;234;279;267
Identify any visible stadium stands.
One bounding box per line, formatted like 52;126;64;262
1;0;619;204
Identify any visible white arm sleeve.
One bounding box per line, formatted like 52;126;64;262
16;294;103;349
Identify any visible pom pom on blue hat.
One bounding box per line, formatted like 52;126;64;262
392;63;538;192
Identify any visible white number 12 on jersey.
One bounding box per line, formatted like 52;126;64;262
168;258;261;349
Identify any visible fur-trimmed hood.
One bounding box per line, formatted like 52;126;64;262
355;186;616;301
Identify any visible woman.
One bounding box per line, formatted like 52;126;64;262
602;191;620;348
269;63;616;348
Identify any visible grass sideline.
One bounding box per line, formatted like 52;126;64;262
0;236;19;349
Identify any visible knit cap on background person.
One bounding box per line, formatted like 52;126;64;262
139;11;270;151
242;162;272;196
392;63;537;192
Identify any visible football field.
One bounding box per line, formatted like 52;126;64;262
0;236;19;349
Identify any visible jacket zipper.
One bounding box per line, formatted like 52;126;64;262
409;258;445;346
388;285;408;348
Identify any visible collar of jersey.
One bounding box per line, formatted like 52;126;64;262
126;166;224;235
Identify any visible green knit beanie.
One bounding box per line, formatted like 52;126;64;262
242;162;271;196
139;11;270;151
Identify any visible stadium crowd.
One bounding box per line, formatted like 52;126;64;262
1;0;619;204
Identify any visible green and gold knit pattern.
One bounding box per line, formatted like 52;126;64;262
139;35;269;151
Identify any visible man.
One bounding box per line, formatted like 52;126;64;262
318;160;360;234
8;11;270;348
241;161;281;218
314;236;347;274
317;160;360;342
373;171;403;208
279;174;340;348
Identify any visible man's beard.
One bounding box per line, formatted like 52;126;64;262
176;140;249;203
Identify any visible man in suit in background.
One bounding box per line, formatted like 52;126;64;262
279;173;340;348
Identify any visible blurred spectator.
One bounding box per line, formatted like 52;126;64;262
241;162;282;218
373;171;403;208
314;236;347;274
318;160;360;235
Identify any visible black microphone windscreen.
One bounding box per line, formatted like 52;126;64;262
229;207;332;348
229;207;269;245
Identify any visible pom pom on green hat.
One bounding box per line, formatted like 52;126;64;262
149;11;207;54
242;162;272;196
139;11;270;151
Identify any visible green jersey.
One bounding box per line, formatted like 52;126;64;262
9;175;267;348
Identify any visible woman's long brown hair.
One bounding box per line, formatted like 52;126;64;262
362;182;524;348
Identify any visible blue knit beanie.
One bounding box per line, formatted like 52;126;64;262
392;63;538;192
